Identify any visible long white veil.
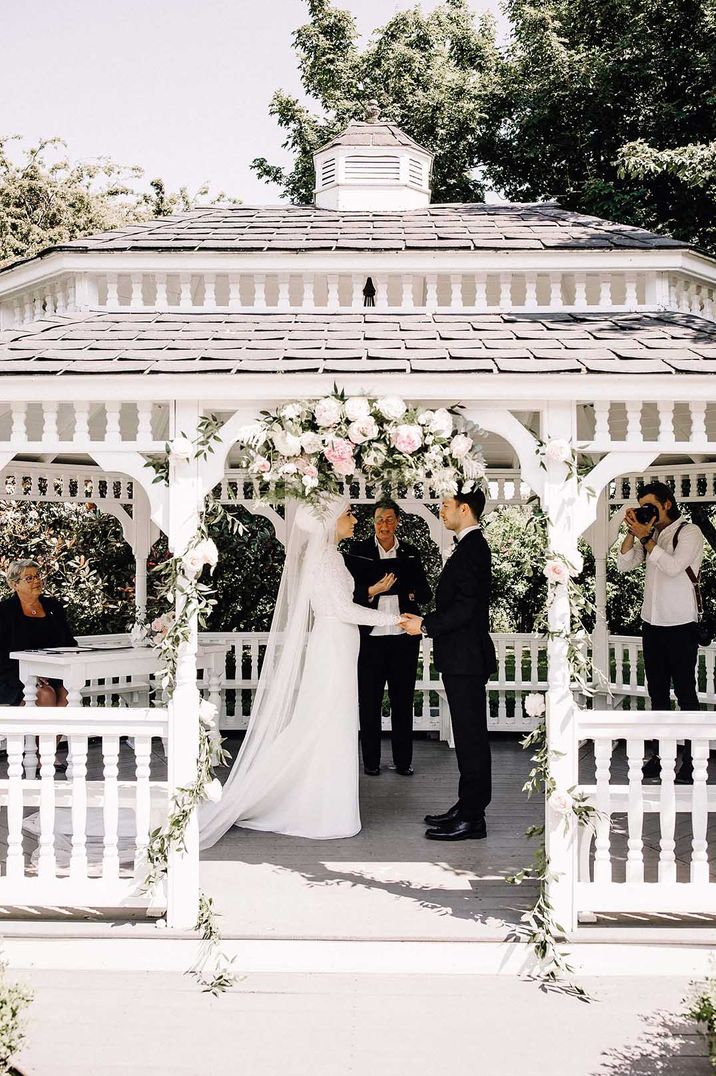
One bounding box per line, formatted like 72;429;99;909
199;495;348;849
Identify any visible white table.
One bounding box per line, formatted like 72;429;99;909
11;643;227;777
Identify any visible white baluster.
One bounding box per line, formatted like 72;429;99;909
69;734;88;880
689;401;707;448
37;734;57;879
42;402;58;443
326;274;339;311
498;273;511;310
204;273;217;309
593;738;612;883
690;738;710;884
625;738;644;883
689;283;702;315
228;273;241;309
105;274;119;309
73;402;90;445
573;272;587;309
254;273;266;309
656;400;674;442
155;273;168;309
130;273;143;308
400;274;414;310
137;402;153;444
598;274;612;309
277;272;290;310
625;401;643;443
657;738;677;884
524;272;538;310
179;272;192;308
592;400;610;443
375;275;388;307
474;273;487;310
549;272;561;308
6;734;25;880
105;401;122;444
350;274;362;309
133;736;152;880
703;288;714;322
10;402;27;446
56;282;68;313
425;273;438;310
625;272;638;309
102;736;120;880
448;274;461;309
22;293;33;323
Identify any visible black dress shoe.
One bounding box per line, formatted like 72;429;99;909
363;766;380;776
425;818;487;841
424;804;460;826
389;765;414;776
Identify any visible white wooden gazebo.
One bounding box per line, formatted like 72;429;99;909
0;115;714;935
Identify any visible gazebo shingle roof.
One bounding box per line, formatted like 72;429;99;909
1;310;714;376
1;204;684;268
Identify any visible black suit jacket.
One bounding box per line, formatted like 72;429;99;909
0;593;77;699
423;529;497;679
346;537;432;639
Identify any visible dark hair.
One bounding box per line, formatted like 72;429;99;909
374;498;401;519
455;488;486;522
637;481;680;521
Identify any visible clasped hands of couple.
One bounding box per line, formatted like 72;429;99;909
367;570;423;636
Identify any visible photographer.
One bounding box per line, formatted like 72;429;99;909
617;481;703;783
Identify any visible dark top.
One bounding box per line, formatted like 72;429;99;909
422;529;497;679
345;536;432;640
0;594;77;704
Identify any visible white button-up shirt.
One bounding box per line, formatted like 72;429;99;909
616;518;704;626
371;536;403;637
456;524;481;543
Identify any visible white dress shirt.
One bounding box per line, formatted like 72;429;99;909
616;518;704;626
455;524;481;543
371;536;403;637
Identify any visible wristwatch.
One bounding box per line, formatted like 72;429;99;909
640;530;654;547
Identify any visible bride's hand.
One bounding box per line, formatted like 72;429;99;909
368;572;397;598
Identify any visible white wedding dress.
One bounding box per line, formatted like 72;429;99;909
200;535;398;845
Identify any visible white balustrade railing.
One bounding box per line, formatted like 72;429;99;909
580;399;716;452
7;267;715;328
610;634;716;709
0;400;166;451
609;464;716;508
0;706;168;911
574;709;715;914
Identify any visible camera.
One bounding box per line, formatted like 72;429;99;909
634;503;658;525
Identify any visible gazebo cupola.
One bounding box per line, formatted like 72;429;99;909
313;102;433;211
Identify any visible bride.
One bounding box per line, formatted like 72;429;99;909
199;496;405;846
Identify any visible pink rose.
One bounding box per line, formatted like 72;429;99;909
324;438;355;476
252;456;271;474
391;424;423;454
543;559;570;585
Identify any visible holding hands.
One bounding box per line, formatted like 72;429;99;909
399;613;423;636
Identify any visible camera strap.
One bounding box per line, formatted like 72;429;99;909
673;522;704;617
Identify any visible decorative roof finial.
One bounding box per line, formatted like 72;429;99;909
365;100;381;124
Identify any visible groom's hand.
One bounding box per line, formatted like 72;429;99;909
400;613;423;636
368;572;397;598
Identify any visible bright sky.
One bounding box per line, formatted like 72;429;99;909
1;0;507;206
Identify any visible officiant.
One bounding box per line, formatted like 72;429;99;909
346;500;432;777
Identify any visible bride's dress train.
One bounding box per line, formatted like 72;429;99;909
200;539;398;846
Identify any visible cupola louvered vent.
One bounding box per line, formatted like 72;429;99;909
320;157;336;186
408;157;423;185
344;154;401;182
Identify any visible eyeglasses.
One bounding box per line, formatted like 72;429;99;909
19;573;42;583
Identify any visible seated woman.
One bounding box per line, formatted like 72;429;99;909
0;559;77;706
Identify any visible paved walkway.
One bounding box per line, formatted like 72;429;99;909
12;970;711;1075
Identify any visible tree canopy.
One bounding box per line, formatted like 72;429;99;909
253;0;716;252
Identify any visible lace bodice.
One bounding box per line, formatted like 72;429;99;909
310;547;400;627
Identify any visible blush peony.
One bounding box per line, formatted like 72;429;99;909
325;438;355;475
449;433;473;459
271;429;302;456
344;396;371;421
314;397;343;427
429;408;454;438
348;417;379;444
392;424;423;454
376;396;407;421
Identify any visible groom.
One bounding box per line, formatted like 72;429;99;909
402;489;496;840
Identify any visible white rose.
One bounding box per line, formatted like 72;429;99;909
524;692;546;718
344;396;371;421
183;538;219;577
203;777;223;803
348;417;379;444
199;699;218;728
272;429;302;456
417;409;434;426
169;434;194;461
300;431;324;454
302;474;319;490
543;559;570;585
376;396;407;421
281;403;303;420
279;462;298;475
450;434;473;460
549;789;573;816
313;397;343;427
544;439;572;464
429;408;453;438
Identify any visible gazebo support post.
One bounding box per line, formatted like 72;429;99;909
165;401;202;930
591;490;611;711
132;486;153;624
542;401;580;934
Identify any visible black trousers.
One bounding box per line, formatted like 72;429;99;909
358;633;420;771
442;673;491;822
642;621;699;766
